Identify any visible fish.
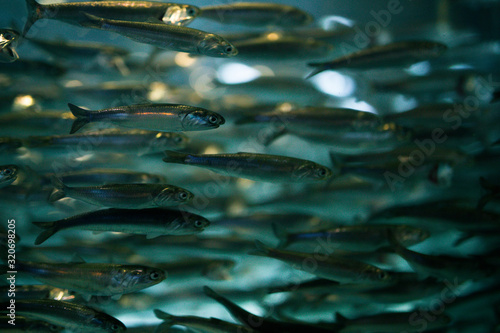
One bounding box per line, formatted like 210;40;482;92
154;258;235;282
154;309;258;333
67;103;225;134
32;208;210;245
23;0;200;35
273;223;429;251
0;315;64;332
203;286;339;333
199;3;313;27
49;176;194;208
78;13;238;58
335;311;451;333
0;165;18;187
0;29;20;63
41;168;166;186
307;40;447;78
0;299;126;332
14;256;165;299
0;284;74;302
249;240;394;284
162;150;332;183
0;111;75;137
29;38;129;59
0;137;23;153
387;230;497;281
0;59;66;78
24;129;189;155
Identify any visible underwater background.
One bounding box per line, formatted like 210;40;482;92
1;0;500;332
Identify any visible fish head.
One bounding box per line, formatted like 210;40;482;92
153;132;189;150
0;29;20;63
198;34;238;57
0;164;18;186
363;267;394;285
162;5;201;26
292;162;332;182
90;313;126;332
154;187;194;206
394;226;430;246
134;267;167;287
181;110;225;130
179;213;210;233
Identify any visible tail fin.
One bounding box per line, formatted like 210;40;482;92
248;240;271;257
32;221;58;245
153;309;174;325
272;223;290;249
68;103;91;134
49;176;67;202
22;0;42;37
162;150;188;164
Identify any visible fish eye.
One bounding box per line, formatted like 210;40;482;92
49;324;60;332
110;324;120;331
225;46;233;53
174;136;184;143
187;8;196;16
150;272;161;280
378;271;388;280
3;33;13;40
194;220;204;228
208;115;219;124
178;191;188;200
317;168;327;177
3;168;12;175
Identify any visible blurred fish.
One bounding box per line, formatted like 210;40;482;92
162;150;332;183
307;40;447;78
29;38;129;60
0;164;18;187
154;309;258;332
23;0;200;34
68;103;225;134
79;14;238;57
203;286;339;333
273;223;429;251
232;35;333;60
0;111;75;137
388;231;497;281
199;2;312;27
14;256;165;299
41;168;166;186
477;177;500;210
0;315;64;332
0;299;126;332
250;241;394;284
155;258;235;282
335;311;451;332
32;208;210;245
24;129;189;155
49;176;193;208
0;59;66;78
0;137;23;153
0;29;20;63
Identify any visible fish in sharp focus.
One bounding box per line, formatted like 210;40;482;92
307;40;448;78
0;299;126;332
23;0;200;35
78;13;238;57
0;164;18;187
199;2;313;27
49;176;194;208
32;208;210;245
67;103;225;134
0;29;20;63
13;257;165;299
162;151;332;183
250;241;394;284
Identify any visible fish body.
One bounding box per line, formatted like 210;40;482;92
49;176;193;208
0;284;73;302
0;29;20;63
67;103;225;134
200;2;312;27
0;111;75;136
1;299;125;332
42;168;166;186
0;315;64;332
16;259;165;297
307;41;447;78
162;151;332;183
155;258;235;281
32;208;210;245
23;0;200;34
250;241;394;284
78;14;238;57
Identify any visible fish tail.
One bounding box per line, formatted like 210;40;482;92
23;0;42;36
162;150;188;164
68;103;91;134
272;223;290;249
305;62;327;79
248;240;271;257
153;309;174;325
32;221;58;245
48;176;67;202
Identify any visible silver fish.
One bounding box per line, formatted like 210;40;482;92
79;13;238;57
41;168;166;186
307;40;447;78
32;208;210;245
23;0;200;34
49;176;194;208
67;103;225;134
199;3;313;27
162;150;332;183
